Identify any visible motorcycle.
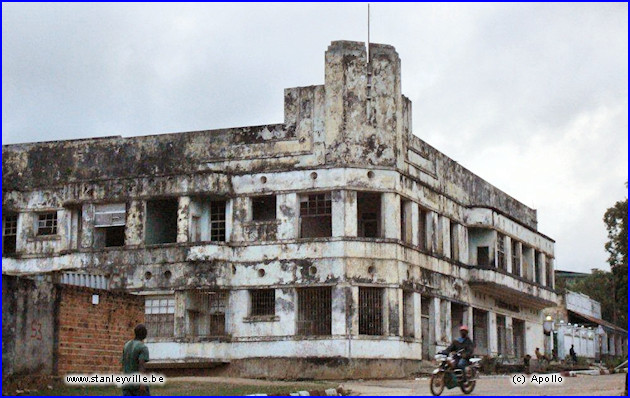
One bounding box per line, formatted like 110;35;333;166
429;349;481;396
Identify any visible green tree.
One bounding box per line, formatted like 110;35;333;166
603;184;628;327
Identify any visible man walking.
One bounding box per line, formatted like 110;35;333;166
122;324;150;396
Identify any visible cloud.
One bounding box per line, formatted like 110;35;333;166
2;3;627;272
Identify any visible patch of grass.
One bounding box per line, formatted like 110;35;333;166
19;381;338;396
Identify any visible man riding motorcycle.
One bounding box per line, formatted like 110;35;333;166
440;325;474;378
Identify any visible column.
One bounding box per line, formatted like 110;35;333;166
489;312;498;356
349;286;359;336
332;285;350;335
277;193;298;239
432;297;444;351
176;196;191;243
540;252;547;286
441;299;452;344
506;316;514;357
332;190;357;237
125;200;143;247
429;212;438;253
382;192;401;240
506;236;513;273
410;202;420;246
414;292;422;341
464;306;474;341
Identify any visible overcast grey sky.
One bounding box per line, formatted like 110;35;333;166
2;3;627;273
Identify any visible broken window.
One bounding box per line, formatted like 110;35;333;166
402;291;414;338
209;200;226;241
418;209;428;250
400;198;412;243
145;297;175;338
252;195;276;221
93;203;126;248
477;246;490;266
359;287;383;336
512;318;525;359
145;199;178;245
299;193;332;238
250;289;275;317
187;290;228;338
357;192;381;238
3;214;18;255
497;233;506;270
37;212;58;236
296;287;332;336
511;240;521;277
545;257;554;288
189;198;227;242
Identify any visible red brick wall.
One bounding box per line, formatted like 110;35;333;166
56;286;144;375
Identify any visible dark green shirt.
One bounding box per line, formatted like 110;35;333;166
122;339;149;374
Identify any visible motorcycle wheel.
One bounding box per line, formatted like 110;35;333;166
460;380;476;394
430;373;445;396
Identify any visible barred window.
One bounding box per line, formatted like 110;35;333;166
250;289;275;316
210;201;226;242
359;287;383;336
145;297;175;338
299;193;332;238
187;290;228;337
296;287;332;336
37;212;58;236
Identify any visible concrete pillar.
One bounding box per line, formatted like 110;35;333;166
414;292;422;341
125;200;144;247
332;285;349;335
515;242;522;276
442;216;451;259
432;297;444;351
350;286;359;336
225;199;233;243
277;193;298;240
176;196;191;243
459;225;469;264
174;290;186;338
441;300;452;344
506;236;513;273
540;252;547;286
410;202;420;246
401;199;413;243
428;212;438;253
506;316;514;357
382;192;401;240
332;190;358;237
465;306;474;341
489;312;498;355
391;288;403;336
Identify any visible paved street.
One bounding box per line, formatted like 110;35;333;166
343;373;627;396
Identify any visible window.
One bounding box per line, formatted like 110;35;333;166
497;233;506;270
402;291;415;338
145;199;178;245
250;289;275;316
191;215;201;242
252;196;276;221
418;209;428;250
299;193;332;238
187;290;228;337
3;214;18;255
477;246;490;266
209;200;227;241
145;297;175;338
511;240;521;277
37;212;58;236
359;287;383;335
357;192;381;238
94;203;126;248
296;287;332;336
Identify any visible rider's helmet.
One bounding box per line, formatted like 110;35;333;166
459;325;469;332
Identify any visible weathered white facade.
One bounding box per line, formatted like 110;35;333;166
2;41;558;378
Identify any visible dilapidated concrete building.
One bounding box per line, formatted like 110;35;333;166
2;40;558;379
